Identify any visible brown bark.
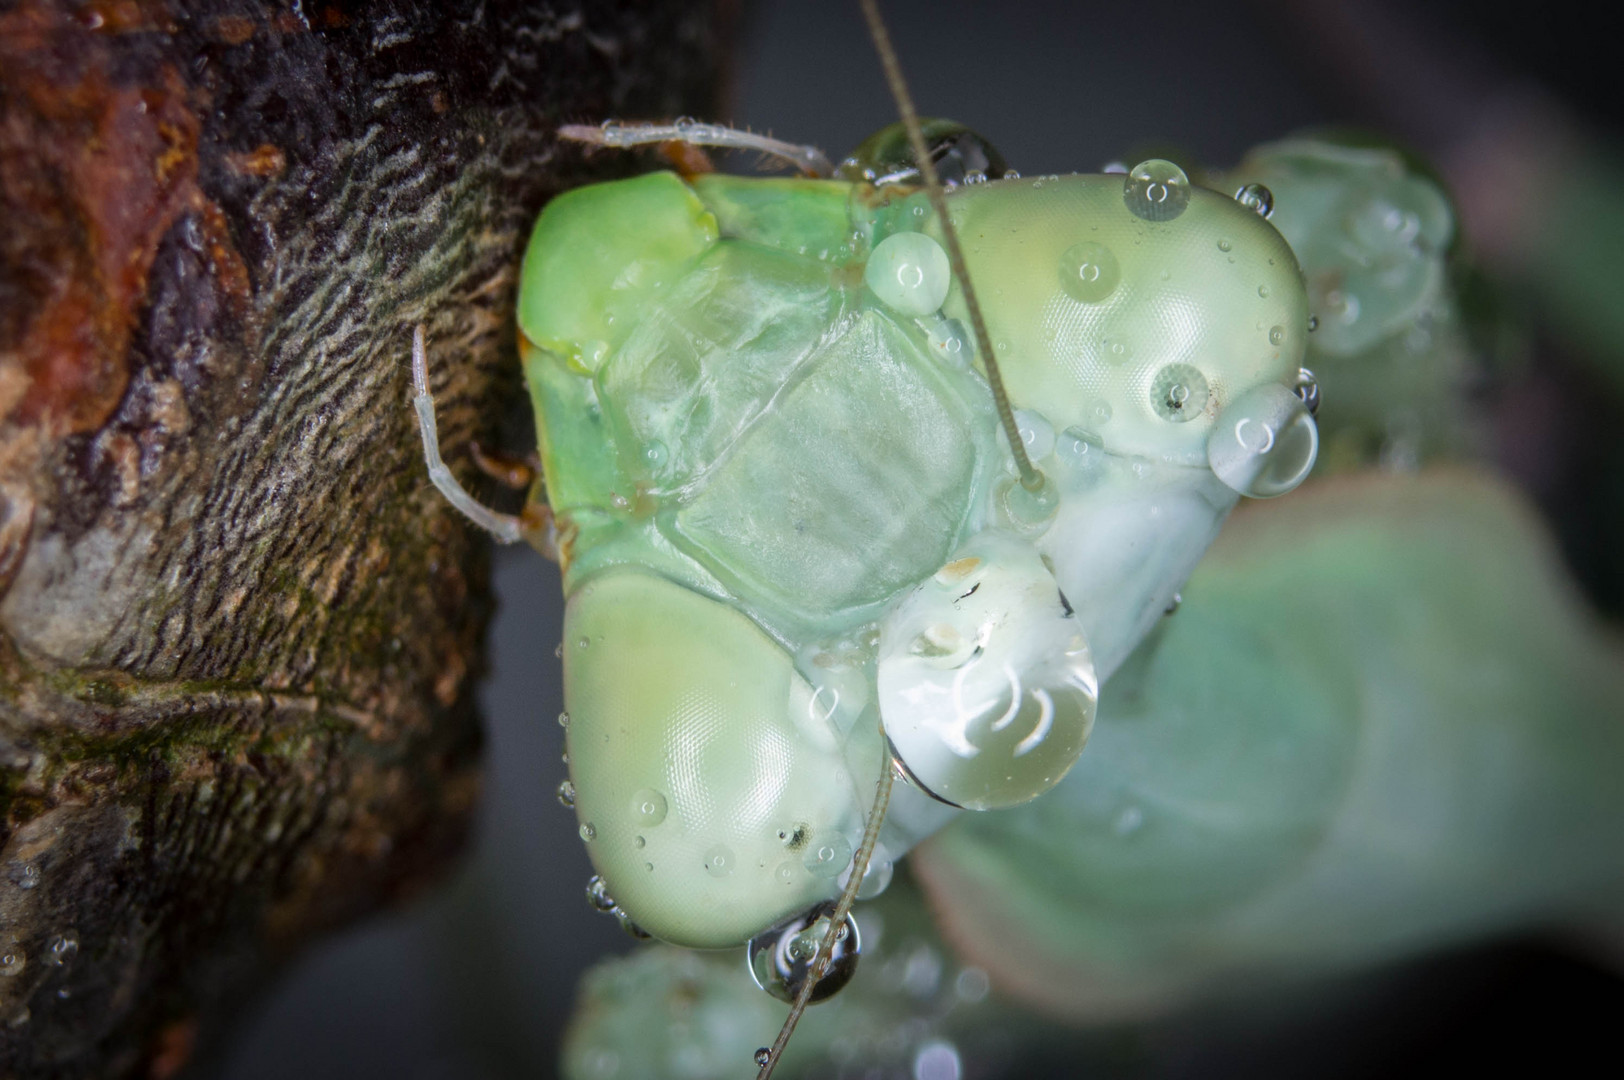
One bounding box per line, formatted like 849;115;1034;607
0;2;727;1074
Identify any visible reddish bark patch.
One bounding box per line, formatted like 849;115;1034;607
0;0;200;435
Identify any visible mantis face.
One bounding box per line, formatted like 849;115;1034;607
509;140;1316;951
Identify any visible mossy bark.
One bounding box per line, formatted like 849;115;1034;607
0;1;728;1073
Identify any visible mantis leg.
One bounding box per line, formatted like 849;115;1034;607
410;325;525;545
557;120;834;178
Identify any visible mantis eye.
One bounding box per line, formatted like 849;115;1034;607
877;532;1098;810
562;569;873;949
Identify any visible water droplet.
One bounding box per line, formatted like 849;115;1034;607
1234;182;1274;218
1163;592;1182;616
754;1048;772;1067
1207;383;1318;498
1294;367;1320;415
1123;159;1191;222
1150;364;1210;422
47;931;78;967
747;901;861;1004
913;1040;963;1080
1014;410;1055;461
954;966;991;1003
577;636;590;649
1258;284;1271;298
585;874;618;913
879;533;1098;810
579;822;597;842
803;835;853;878
703;843;735;878
557;711;570;728
556;779;576;808
1268;325;1285;346
775;861;796;884
1217;238;1232;252
1101;160;1128;174
1092;401;1113;426
865;232;951;316
11;863;40;890
643;440;668;468
1057;241;1120;303
0;947;24;978
1307;314;1320;332
838;845;894;899
1114;805;1145;835
615;910;651;940
554;641;563;659
633;835;645;849
631;788;668;826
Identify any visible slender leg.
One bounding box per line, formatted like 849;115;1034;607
558;120;834;178
410;325;525;545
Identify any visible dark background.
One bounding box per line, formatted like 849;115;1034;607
203;1;1624;1077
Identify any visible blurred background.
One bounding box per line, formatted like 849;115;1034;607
199;0;1624;1076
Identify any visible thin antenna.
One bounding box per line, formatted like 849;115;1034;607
755;753;896;1079
857;0;1044;492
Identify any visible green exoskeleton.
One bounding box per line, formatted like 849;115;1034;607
411;7;1318;1070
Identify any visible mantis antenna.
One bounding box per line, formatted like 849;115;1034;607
857;0;1045;494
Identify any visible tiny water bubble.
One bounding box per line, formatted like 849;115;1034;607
803;834;853;878
556;779;576;809
1123;159;1191;222
0;946;24;978
754;1048;772;1067
1294;367;1321;415
1308;314;1320;332
1269;325;1285;346
585;874;617;913
1258;284;1271;298
1217;238;1232;252
47;931;79;967
554;641;563;659
703;843;735;878
557;710;571;728
578;822;597;842
631;788;668;826
12;863;40;890
1234;182;1274;218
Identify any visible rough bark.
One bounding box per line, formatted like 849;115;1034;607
0;2;727;1074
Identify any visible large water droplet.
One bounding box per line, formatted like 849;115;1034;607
865;232;951;316
1150;364;1210;422
631;788;668;826
802;834;853;878
1235;182;1274;218
878;532;1098;810
1123;159;1191;222
747;901;861;1004
1207;383;1319;498
1057;241;1120;303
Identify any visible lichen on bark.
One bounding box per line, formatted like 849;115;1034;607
0;2;727;1073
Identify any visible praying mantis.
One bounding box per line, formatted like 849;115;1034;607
408;3;1624;1077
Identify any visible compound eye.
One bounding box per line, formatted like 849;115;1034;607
838;119;1010;187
